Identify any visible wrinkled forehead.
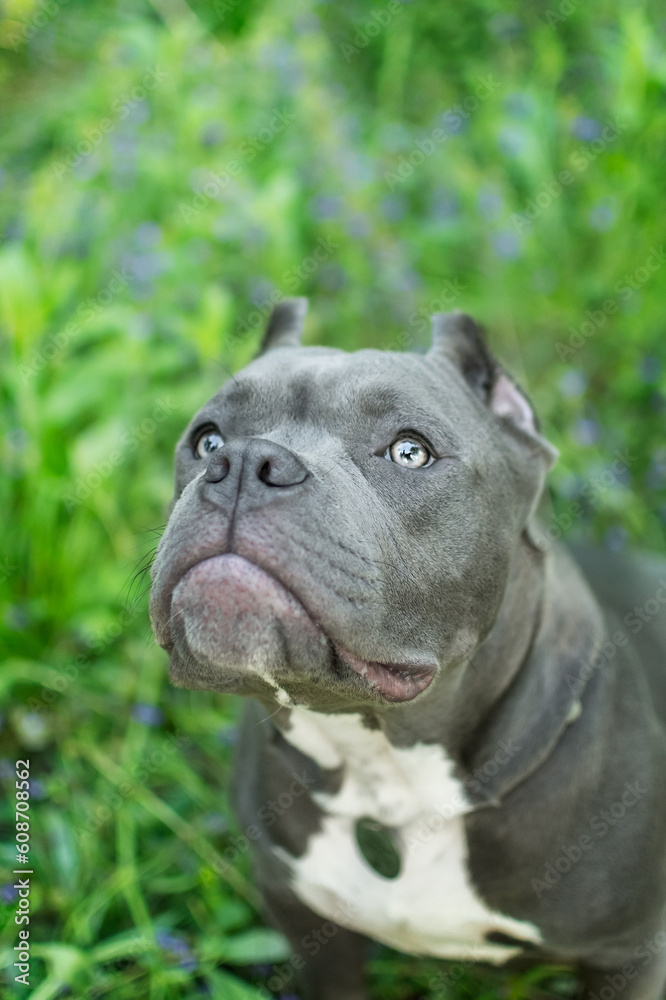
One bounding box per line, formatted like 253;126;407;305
192;347;474;436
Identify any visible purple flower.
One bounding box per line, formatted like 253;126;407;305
477;185;503;220
156;930;197;971
250;963;274;977
131;703;164;727
497;125;529;157
491;230;521;260
346;213;371;238
4;428;29;452
555;473;583;500
199;121;226;148
202;813;230;835
1;884;18;903
308;195;342;221
134;222;162;248
430;189;460;222
28;779;46;800
380;195;407;222
559;370;587;398
587;198;618;232
488;13;523;38
316;264;347;292
638;356;661;384
646;449;666;490
571;117;602;141
216;726;238;747
504;92;536;119
575;419;600;446
604;526;628;552
248;277;275;306
5;606;29;630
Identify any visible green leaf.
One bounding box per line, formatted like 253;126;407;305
206;968;272;1000
202;927;290;965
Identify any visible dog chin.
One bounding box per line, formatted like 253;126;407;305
164;553;436;704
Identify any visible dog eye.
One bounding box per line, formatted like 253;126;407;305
385;438;433;469
193;428;224;459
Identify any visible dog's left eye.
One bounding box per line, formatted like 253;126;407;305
385;438;433;469
193;428;224;459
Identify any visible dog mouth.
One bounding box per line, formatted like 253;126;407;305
334;647;436;702
156;553;435;704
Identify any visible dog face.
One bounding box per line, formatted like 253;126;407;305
150;303;556;711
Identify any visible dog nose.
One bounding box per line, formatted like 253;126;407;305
251;438;309;487
204;438;308;488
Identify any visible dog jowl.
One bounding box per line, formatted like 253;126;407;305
150;300;666;1000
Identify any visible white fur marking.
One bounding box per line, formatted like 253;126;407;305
275;709;542;962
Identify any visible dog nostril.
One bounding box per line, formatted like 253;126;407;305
253;445;308;487
258;460;273;484
204;454;230;483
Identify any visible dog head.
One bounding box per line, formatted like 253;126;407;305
150;300;556;711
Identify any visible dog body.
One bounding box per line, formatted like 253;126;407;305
150;302;666;1000
267;707;543;961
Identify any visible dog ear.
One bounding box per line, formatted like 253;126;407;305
429;311;557;460
258;297;308;354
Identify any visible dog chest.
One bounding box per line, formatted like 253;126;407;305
274;708;541;962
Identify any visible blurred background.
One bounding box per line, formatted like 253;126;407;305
1;0;665;997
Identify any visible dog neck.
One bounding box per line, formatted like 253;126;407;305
377;529;606;804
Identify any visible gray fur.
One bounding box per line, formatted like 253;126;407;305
150;300;666;1000
259;296;308;353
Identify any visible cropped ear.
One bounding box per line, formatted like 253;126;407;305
429;311;558;464
258;297;308;354
430;311;499;404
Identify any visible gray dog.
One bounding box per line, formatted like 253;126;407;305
150;300;666;1000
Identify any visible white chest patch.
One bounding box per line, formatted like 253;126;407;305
274;708;541;963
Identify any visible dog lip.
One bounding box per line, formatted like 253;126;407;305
159;551;435;704
182;551;317;622
336;647;437;702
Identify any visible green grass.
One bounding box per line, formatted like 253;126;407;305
0;0;665;996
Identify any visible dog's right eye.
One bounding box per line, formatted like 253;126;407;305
193;428;224;459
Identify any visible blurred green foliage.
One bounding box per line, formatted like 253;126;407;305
0;0;664;996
